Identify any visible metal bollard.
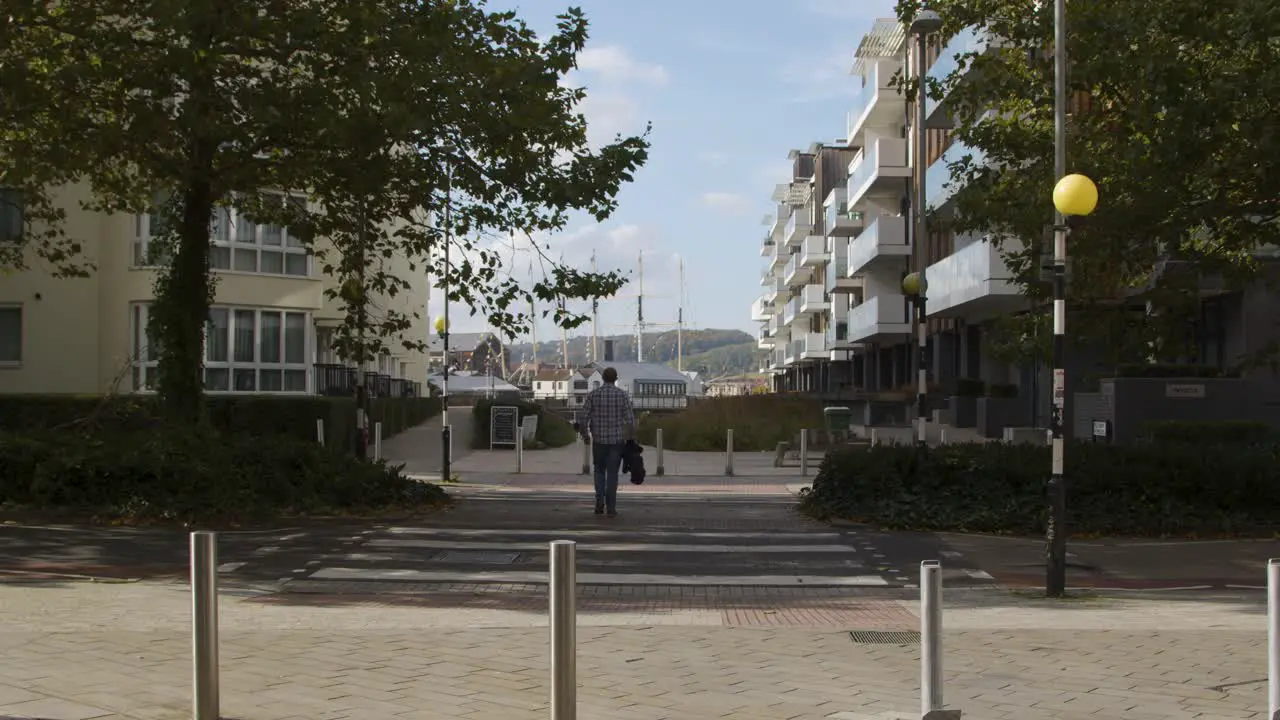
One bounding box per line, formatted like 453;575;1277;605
725;429;734;476
799;428;809;477
516;432;523;474
870;428;879;446
191;532;220;720
316;418;325;446
374;421;382;460
1270;558;1279;720
921;560;944;717
580;437;590;475
550;540;577;719
655;429;665;476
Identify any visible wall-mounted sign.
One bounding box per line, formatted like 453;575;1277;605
1165;383;1206;399
1092;420;1109;437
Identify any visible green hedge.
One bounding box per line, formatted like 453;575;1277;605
1141;420;1279;446
800;442;1280;537
0;394;441;450
469;398;577;449
637;395;823;451
0;428;449;523
1114;363;1236;378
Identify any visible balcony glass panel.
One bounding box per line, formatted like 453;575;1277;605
926;140;987;211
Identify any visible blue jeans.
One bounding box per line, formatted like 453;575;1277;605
592;442;625;511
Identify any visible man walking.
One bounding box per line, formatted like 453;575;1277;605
579;367;635;517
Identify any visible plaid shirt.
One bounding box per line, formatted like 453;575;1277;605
581;383;635;444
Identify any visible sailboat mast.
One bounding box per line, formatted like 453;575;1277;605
591;250;600;365
636;251;644;363
677;255;685;373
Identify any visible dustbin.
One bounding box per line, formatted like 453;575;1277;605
823;406;852;435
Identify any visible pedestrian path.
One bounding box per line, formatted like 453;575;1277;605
277;521;998;591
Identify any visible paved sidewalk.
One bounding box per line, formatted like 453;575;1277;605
454;441;799;478
0;580;1270;719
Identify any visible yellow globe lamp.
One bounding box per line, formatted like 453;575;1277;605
1052;173;1098;217
433;315;449;335
901;271;926;297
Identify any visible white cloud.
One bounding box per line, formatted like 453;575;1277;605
577;93;639;148
576;46;669;87
700;192;751;216
776;47;860;104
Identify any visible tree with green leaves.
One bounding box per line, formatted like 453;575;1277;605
1;1;648;425
896;0;1280;367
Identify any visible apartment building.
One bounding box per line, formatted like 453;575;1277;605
755;17;1279;428
0;183;432;397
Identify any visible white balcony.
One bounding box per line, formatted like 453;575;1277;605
783;252;810;286
847;137;910;208
751;295;773;322
848;294;910;343
771;347;785;370
770;205;789;241
783;294;799;326
770;309;787;336
825;238;862;294
797;284;829;316
846;60;905;147
799;235;829;267
824;188;864;237
761;236;776;258
926;139;987;213
925;27;998;129
757;324;778;349
766;277;785;303
847;214;910;276
925;236;1024;320
784;210;812;247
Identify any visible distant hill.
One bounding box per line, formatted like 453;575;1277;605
506;328;757;378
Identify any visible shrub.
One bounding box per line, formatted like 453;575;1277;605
0;428;449;523
0;394;440;450
1140;420;1278;446
1114;363;1235;378
987;383;1018;398
800;441;1280;537
636;395;824;451
954;378;985;397
470;397;577;449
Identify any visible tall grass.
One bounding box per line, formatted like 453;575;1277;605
636;396;824;451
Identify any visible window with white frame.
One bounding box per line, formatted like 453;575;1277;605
132;304;311;393
0;305;22;364
0;188;24;244
134;193;310;277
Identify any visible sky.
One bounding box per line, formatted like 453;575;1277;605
442;0;897;342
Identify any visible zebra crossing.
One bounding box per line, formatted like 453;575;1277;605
287;525;944;589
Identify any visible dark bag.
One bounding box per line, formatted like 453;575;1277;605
622;439;646;485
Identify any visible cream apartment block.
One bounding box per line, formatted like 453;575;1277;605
0;183;432;397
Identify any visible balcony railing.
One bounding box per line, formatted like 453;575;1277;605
925;27;994;118
847;214;909;276
926;140;987;212
761;236;776;257
784;252;807;285
799;234;829;266
847;295;909;342
825;200;865;237
785;295;801;325
798;283;828;314
314;364;422;398
924;237;1020;316
847;137;907;206
825;321;850;347
825;239;849;287
846;60;899;143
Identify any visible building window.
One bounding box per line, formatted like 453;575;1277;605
635;381;685;397
0;305;21;364
134;193;310;277
0;188;24;244
132;304;310;393
572;379;588;391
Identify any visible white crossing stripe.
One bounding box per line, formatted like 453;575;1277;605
309;567;889;586
385;527;841;540
366;539;856;554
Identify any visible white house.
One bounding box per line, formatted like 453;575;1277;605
532;368;572;400
586;361;690;410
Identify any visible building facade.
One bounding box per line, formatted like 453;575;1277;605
0;183;431;396
752;18;1280;431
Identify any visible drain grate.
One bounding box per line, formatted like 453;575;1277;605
848;630;920;644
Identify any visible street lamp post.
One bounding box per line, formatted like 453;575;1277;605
907;9;943;447
1045;0;1100;599
437;151;454;483
1046;172;1097;597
